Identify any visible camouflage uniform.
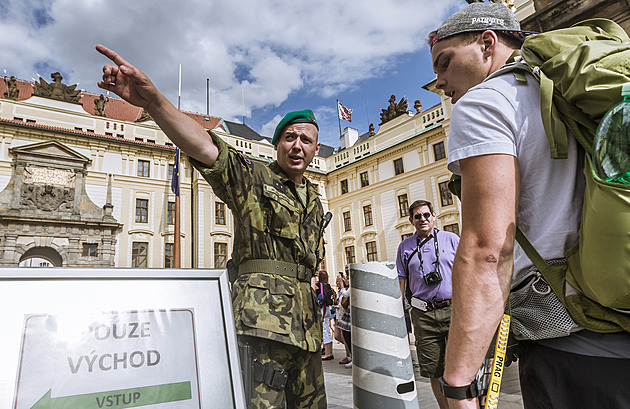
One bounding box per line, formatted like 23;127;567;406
191;132;326;409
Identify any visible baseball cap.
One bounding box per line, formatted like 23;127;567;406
272;109;319;145
430;2;537;50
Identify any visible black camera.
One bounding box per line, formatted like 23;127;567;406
424;270;443;285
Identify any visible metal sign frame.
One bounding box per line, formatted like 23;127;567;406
0;268;245;409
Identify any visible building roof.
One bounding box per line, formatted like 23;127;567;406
317;144;335;158
224;120;267;142
355;130;372;145
0;117;176;151
1;75;336;159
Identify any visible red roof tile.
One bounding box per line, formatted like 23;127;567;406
2;77;221;129
0;117;180;151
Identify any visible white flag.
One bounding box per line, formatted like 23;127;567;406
338;101;353;122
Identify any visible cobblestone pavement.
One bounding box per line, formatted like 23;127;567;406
323;338;523;409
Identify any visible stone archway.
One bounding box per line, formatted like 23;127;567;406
0;141;121;267
19;246;63;267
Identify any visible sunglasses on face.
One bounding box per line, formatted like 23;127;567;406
414;212;432;220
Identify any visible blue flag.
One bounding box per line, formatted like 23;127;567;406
171;148;180;196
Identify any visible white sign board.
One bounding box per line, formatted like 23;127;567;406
16;310;200;408
0;269;245;409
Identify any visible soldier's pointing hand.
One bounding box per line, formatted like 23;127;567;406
96;44;161;109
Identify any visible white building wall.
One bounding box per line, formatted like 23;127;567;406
197;190;205;268
379;189;397;262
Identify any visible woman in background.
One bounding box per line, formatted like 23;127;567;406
335;272;352;367
316;270;335;360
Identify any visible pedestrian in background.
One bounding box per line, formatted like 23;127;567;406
397;200;459;409
316;270;335;361
335;272;352;368
334;272;352;366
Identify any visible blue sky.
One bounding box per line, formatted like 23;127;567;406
1;0;464;148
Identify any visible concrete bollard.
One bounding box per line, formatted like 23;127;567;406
349;262;419;409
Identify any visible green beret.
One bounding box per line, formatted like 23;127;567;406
272;109;318;145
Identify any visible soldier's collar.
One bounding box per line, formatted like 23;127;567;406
269;161;308;185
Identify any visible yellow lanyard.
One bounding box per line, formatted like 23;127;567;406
484;314;511;409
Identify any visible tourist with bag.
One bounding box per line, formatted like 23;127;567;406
428;3;630;408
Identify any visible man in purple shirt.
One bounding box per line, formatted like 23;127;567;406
397;200;460;409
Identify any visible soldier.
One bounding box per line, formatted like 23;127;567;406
96;44;328;408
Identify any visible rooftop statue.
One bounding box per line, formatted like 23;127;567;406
379;95;408;124
136;108;153;122
94;94;108;116
414;100;422;114
33;72;81;103
4;76;19;100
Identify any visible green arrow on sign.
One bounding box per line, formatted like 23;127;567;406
31;381;192;409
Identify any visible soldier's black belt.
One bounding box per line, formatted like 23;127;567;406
238;259;312;281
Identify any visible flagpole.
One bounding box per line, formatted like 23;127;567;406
174;64;182;268
337;99;343;138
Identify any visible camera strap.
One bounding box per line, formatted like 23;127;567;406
403;229;440;305
416;229;439;276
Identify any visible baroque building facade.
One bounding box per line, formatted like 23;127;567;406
3;0;627;272
0;74;453;273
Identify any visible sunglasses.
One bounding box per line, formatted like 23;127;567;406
414;212;432;220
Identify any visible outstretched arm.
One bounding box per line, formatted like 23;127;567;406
443;153;518;409
96;44;218;167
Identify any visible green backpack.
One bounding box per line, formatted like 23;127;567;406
451;19;630;333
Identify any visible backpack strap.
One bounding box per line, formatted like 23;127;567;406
484;62;570;159
515;227;549;273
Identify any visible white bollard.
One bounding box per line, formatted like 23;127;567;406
349;262;419;409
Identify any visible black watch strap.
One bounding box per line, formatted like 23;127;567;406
438;377;480;400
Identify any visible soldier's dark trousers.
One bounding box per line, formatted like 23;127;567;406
242;336;327;409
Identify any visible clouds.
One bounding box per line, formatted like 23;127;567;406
1;0;460;145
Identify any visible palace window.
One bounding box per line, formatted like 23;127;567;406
443;223;460;236
340;179;349;195
360;172;369;187
165;243;174;268
398;194;409;218
345;246;356;264
135;199;148;223
132;242;148;268
433;141;446;161
215;202;226;225
363;204;373;227
366;241;378;262
214;242;228;268
343;211;352;232
167;201;175;225
439;181;454;206
394;158;404;175
82;243;98;257
137;160;150;177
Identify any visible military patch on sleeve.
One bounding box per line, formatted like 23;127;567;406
240;153;252;165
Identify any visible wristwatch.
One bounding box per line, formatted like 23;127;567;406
438;377;480;400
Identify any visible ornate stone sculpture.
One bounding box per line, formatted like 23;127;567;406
4;76;19;100
414;100;422;114
20;184;75;212
136;108;153;122
94;94;108;116
379;95;408;124
33;72;81;103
